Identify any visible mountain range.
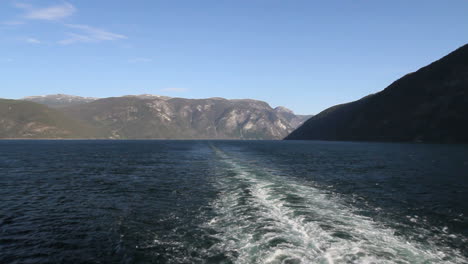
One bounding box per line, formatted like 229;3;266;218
0;95;311;139
3;44;467;142
286;44;468;143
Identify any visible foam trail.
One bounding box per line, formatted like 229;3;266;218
205;147;466;264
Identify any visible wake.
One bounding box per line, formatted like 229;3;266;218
204;147;466;264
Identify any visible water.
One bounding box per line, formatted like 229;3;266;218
0;140;467;264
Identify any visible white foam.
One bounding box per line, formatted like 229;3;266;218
205;147;467;264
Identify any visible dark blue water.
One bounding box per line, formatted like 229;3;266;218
0;140;467;263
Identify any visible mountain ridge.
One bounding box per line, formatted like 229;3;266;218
2;95;311;140
61;96;310;139
285;44;468;143
22;94;99;108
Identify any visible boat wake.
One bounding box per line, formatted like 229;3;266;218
204;147;466;264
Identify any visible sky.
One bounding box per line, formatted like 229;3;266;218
1;0;467;114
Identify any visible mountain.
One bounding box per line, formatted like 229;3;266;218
274;106;313;129
22;94;98;108
61;96;307;139
0;99;103;138
285;44;468;143
122;94;172;100
2;95;309;139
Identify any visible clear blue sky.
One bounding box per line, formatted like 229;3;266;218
1;0;467;114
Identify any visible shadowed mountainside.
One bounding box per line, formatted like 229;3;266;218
286;44;468;143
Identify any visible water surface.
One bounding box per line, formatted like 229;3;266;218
0;140;467;263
